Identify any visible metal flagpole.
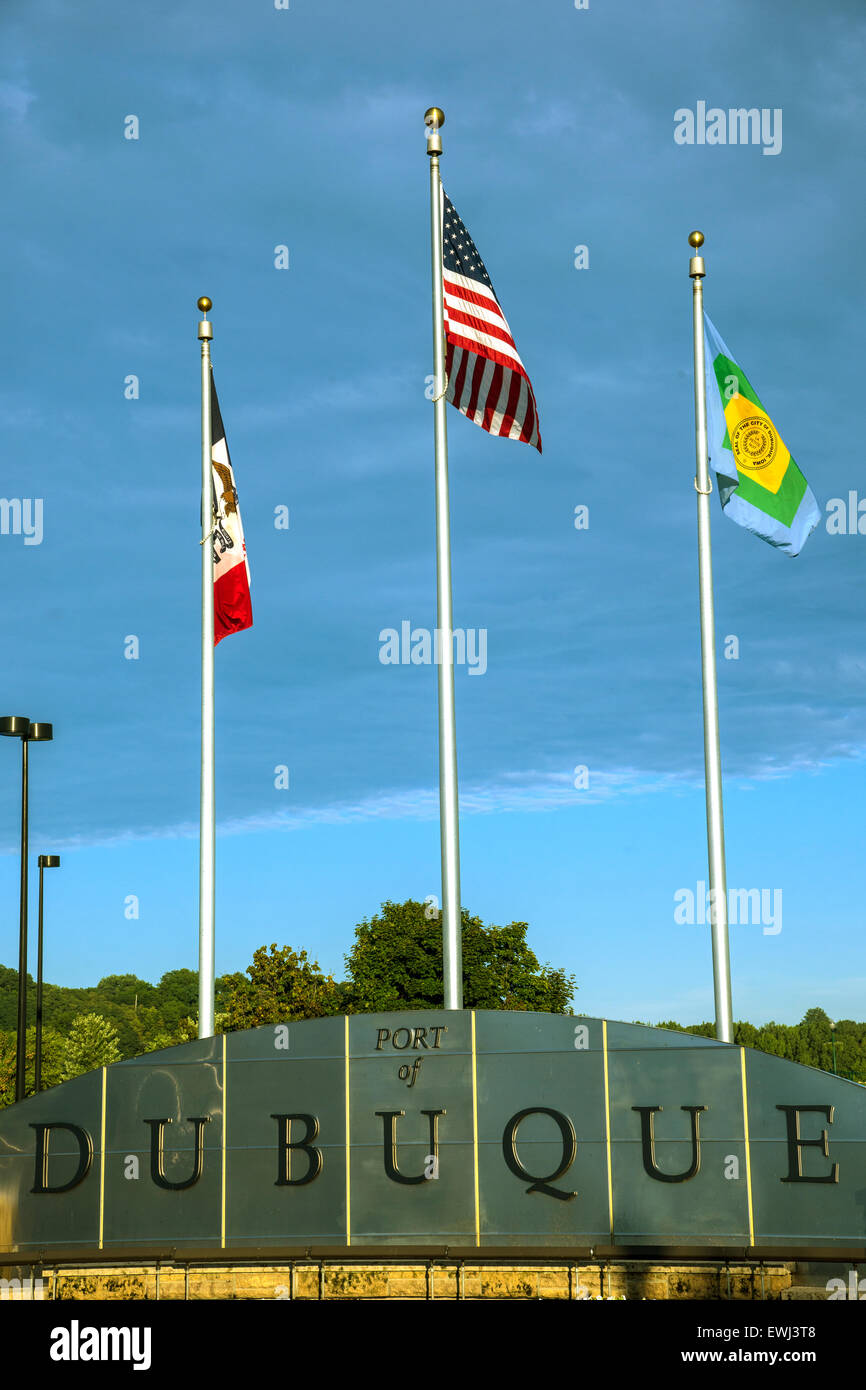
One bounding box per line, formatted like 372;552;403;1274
197;295;216;1039
425;107;463;1010
35;854;60;1094
688;231;734;1043
17;735;29;1099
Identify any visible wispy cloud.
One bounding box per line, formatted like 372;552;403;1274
19;754;851;856
14;766;685;854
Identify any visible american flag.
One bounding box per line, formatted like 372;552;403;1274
441;190;541;452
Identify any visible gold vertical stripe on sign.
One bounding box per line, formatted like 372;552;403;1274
740;1047;755;1245
221;1033;227;1248
602;1021;614;1241
471;1011;480;1246
98;1066;107;1250
345;1015;351;1246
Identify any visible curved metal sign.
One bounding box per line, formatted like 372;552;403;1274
0;1012;862;1261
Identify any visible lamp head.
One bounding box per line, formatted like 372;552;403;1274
38;855;60;869
0;716;31;738
27;722;53;742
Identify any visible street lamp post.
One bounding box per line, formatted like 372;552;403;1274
0;716;54;1102
35;854;61;1094
830;1020;838;1076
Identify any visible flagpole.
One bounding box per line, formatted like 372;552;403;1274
425;107;463;1010
688;232;734;1043
197;296;216;1039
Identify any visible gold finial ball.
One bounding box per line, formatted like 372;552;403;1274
197;296;212;313
688;231;704;249
424;107;445;129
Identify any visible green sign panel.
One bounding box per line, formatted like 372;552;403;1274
0;1012;863;1260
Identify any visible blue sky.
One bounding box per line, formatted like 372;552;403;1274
0;0;863;1025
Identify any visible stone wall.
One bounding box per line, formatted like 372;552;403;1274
15;1261;796;1301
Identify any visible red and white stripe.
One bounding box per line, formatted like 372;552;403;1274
443;274;541;453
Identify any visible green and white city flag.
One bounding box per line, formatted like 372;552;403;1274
703;314;820;556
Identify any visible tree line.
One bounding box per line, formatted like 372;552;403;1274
0;900;860;1105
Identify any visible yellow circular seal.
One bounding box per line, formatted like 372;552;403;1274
731;415;777;472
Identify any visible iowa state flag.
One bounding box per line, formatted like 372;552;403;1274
210;373;252;644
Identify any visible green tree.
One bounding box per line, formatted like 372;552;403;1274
224;946;343;1029
344;900;575;1013
139;1028;177;1054
89;974;156;1010
796;1007;830;1070
0;1026;66;1109
152;970;200;1030
656;1020;715;1040
0;966;23;1030
652;1010;866;1084
151;1011;232;1046
61;1014;121;1081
